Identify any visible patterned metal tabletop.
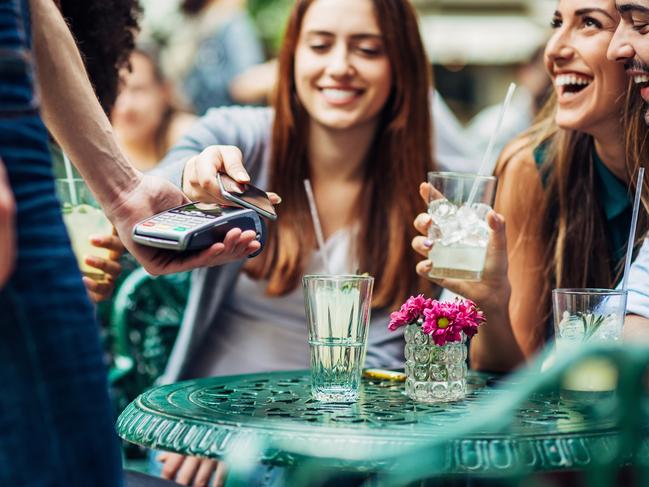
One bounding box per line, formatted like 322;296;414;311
116;370;627;473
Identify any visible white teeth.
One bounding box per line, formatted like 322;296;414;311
321;88;358;101
634;75;649;84
555;74;593;87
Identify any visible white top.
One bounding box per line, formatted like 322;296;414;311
186;228;399;377
620;237;649;319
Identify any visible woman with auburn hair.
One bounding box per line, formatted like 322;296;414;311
152;0;442;483
413;0;649;372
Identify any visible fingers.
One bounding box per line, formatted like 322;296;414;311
220;146;249;183
85;255;122;280
90;233;125;257
416;259;433;280
176;456;204;486
413;212;432;235
412;235;433;258
266;192;282;205
486;211;507;252
418;182;445;205
213;462;227;487
160;452;186;481
194;459;218;487
82;276;115;303
194;147;227;202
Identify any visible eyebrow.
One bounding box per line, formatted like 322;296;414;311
305;30;383;40
617;3;649;14
574;8;617;21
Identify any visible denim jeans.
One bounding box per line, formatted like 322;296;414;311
0;0;122;485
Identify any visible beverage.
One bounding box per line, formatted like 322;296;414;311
427;172;496;281
303;275;373;403
309;338;364;402
62;203;113;279
56;179;113;281
552;289;627;396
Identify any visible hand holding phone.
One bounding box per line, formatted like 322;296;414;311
217;172;277;220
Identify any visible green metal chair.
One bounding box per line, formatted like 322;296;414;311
110;267;190;402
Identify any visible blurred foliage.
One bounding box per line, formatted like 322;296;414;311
247;0;293;55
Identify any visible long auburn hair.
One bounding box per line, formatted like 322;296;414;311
246;0;437;310
498;83;649;333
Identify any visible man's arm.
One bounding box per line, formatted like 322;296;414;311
0;159;15;288
28;0;261;275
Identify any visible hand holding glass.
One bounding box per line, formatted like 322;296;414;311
427;172;497;280
56;178;113;281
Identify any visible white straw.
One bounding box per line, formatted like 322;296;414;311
466;82;517;205
63;153;78;206
622;167;645;291
303;179;332;274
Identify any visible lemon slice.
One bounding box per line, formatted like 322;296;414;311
363;369;406;382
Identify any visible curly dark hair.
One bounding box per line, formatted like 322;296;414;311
58;0;142;115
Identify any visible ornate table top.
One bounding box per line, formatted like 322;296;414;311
117;370;627;474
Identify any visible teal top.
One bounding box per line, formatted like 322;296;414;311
533;144;632;272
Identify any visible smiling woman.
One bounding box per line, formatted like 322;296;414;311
412;0;649;373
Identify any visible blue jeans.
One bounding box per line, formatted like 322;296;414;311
0;0;122;485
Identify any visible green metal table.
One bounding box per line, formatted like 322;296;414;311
116;370;639;475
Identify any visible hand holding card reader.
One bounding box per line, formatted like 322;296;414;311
133;202;267;256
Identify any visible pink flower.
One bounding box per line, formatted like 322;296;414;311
388;294;433;331
389;295;485;344
421;298;486;346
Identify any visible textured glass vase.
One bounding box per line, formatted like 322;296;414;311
403;323;467;403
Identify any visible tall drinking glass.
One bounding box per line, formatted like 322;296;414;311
303;275;374;403
427;172;497;281
552;288;627;396
55;178;113;281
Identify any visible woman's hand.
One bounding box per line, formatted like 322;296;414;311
158;452;226;487
81;230;124;303
182;145;281;205
411;182;511;315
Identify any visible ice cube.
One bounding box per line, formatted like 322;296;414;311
429;199;457;223
590;314;622;341
470;202;492;221
558;311;586;341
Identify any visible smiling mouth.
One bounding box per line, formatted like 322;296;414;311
555;73;593;98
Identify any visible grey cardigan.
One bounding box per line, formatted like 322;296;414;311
154;100;475;383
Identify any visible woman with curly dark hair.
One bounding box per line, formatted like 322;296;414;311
57;0;142;115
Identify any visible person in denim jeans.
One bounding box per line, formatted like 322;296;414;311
0;0;272;485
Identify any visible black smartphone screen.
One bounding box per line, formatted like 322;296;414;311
218;173;277;220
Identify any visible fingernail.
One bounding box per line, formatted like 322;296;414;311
89;235;102;244
275;196;282;204
236;171;250;182
423;239;433;249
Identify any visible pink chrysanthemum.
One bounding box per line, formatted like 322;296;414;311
421;298;485;346
388;294;433;331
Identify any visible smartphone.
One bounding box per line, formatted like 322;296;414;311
217;172;277;221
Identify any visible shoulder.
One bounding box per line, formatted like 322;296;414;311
494;136;544;226
166;112;198;148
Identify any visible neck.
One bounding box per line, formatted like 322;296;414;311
307;119;378;183
593;128;627;183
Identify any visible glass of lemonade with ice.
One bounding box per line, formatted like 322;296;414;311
303;275;374;403
427;172;497;281
55;179;113;281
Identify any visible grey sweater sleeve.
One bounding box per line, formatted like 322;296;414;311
152;106;273;187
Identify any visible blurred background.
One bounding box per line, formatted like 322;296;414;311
137;0;556;121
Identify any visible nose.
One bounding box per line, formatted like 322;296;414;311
607;23;635;63
325;44;355;78
545;29;575;66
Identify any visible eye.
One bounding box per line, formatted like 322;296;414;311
356;45;382;57
309;43;330;53
582;16;603;29
550;17;562;29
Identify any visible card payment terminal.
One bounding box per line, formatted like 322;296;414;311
132;202;266;257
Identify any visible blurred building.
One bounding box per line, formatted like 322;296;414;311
414;0;554;122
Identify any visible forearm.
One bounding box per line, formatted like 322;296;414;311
623;314;649;342
29;0;139;211
470;294;525;372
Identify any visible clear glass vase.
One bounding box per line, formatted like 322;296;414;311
403;323;467;403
